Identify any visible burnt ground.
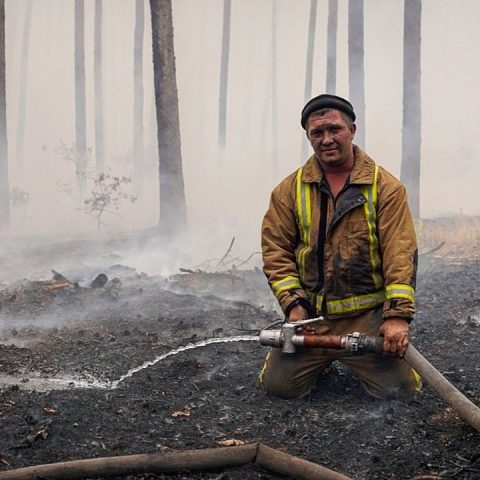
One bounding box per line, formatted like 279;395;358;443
0;230;480;479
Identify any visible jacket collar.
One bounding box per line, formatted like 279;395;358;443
301;145;376;185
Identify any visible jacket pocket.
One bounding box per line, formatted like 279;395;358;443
339;221;369;258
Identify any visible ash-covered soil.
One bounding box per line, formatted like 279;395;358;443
0;246;480;479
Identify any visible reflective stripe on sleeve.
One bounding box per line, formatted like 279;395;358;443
385;284;415;302
327;290;386;315
271;275;302;297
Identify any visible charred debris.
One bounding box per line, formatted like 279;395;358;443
0;221;479;479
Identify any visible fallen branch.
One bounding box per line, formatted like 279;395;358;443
41;282;70;292
235;251;261;268
179;268;196;274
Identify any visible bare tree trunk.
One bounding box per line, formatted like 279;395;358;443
94;0;104;173
75;0;87;194
271;0;278;174
401;0;422;219
150;0;187;235
133;0;145;193
15;0;33;171
326;0;338;93
301;0;317;161
218;0;231;156
0;0;9;226
348;0;365;148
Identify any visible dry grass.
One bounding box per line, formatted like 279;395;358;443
417;215;480;261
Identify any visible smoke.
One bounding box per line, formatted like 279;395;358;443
3;0;480;269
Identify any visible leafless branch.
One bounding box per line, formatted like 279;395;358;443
217;237;235;266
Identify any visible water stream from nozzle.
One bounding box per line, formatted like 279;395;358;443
110;335;259;388
0;335;260;392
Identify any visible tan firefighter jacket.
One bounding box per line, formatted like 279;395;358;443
261;146;418;321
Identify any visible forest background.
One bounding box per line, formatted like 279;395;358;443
2;0;479;274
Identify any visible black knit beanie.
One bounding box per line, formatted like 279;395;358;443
301;94;356;129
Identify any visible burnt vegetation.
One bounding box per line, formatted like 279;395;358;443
0;219;479;479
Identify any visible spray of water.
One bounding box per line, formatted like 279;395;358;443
110;335;259;388
0;335;260;392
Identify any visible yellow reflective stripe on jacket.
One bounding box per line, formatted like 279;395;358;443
385;284;415;302
362;164;383;289
327;290;386;315
295;168;311;282
313;293;324;312
271;275;302;297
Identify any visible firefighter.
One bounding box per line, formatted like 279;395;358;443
259;94;421;399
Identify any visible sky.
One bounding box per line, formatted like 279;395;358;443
4;0;480;263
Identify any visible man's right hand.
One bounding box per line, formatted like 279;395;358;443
288;304;309;322
287;305;316;334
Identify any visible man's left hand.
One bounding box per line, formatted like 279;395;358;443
378;318;410;358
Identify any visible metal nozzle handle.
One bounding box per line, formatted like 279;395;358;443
285;316;324;328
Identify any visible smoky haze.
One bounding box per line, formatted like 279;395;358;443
3;0;480;278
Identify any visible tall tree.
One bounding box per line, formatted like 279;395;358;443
0;0;9;226
401;0;422;218
326;0;338;93
218;0;231;154
348;0;365;148
75;0;87;194
15;0;33;170
271;0;278;173
301;0;318;161
133;0;145;192
94;0;104;173
149;0;187;235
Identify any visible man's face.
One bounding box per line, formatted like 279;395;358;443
306;110;356;169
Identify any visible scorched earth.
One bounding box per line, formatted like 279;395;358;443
0;222;479;479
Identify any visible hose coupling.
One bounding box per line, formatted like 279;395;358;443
340;332;384;355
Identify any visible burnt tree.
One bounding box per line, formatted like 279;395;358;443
304;0;317;103
401;0;422;219
133;0;145;192
94;0;104;173
150;0;187;235
218;0;231;155
348;0;365;148
301;0;318;161
0;0;8;226
326;0;338;93
15;0;33;170
271;0;278;173
75;0;87;194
